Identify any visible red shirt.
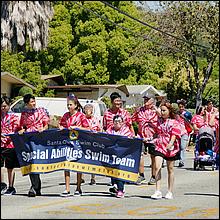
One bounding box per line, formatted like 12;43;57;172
132;106;158;139
1;111;20;148
59;111;89;129
191;114;207;135
103;108;132;131
20;107;50;132
175;115;188;136
106;125;134;138
153;118;181;158
86;116;101;132
206;107;219;132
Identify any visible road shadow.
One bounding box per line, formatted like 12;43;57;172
184;192;219;197
58;182;111;186
184;167;216;171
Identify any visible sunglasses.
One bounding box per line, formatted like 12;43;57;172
114;119;123;123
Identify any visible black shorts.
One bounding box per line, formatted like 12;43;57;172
151;150;181;161
144;143;155;155
1;148;20;169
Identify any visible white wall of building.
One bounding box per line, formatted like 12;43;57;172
1;79;11;97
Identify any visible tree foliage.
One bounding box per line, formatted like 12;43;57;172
1;1;219;108
156;1;219;108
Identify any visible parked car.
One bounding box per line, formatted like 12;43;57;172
10;97;107;128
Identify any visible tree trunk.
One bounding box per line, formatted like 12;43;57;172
195;57;217;109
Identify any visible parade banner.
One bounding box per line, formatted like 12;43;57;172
9;128;143;182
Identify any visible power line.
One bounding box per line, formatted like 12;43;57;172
101;1;211;50
74;1;187;54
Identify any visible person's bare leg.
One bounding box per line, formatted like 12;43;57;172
76;172;82;191
139;155;145;174
64;171;70;192
7;169;15;187
154;156;163;191
151;155;156;178
167;160;175;192
91;174;95;180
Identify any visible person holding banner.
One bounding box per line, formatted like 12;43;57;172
1;96;20;195
132;96;160;185
18;94;50;197
150;100;181;200
103;92;134;186
103;92;133;132
84;103;101;185
106;115;134;198
59;95;90;197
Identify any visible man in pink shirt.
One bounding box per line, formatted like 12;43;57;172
205;100;219;134
103;92;133;133
19;94;50;197
132;96;160;185
103;92;134;186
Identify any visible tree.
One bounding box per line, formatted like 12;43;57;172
1;1;54;52
156;1;219;109
18;86;33;96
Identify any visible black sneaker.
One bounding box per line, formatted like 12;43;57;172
28;188;36;197
89;179;96;185
81;179;85;185
4;187;16;195
109;187;118;195
148;176;156;185
1;182;7;195
135;176;146;185
178;161;184;167
74;190;82;196
36;190;41;196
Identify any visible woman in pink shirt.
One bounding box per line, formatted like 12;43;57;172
191;106;207;143
151;100;181;200
59;95;90;197
83;103;101;185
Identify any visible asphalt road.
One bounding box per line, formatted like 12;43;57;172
1;151;219;219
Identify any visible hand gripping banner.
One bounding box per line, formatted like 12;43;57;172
9;128;143;182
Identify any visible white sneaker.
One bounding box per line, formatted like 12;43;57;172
165;191;173;199
151;190;162;199
60;190;71;197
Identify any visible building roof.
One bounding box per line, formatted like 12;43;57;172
1;72;36;90
41;74;65;85
47;84;129;96
127;85;165;96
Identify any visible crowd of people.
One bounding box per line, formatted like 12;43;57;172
1;92;219;200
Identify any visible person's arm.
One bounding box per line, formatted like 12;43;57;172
166;135;176;151
152;105;161;116
209;110;219;127
193;123;199;132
